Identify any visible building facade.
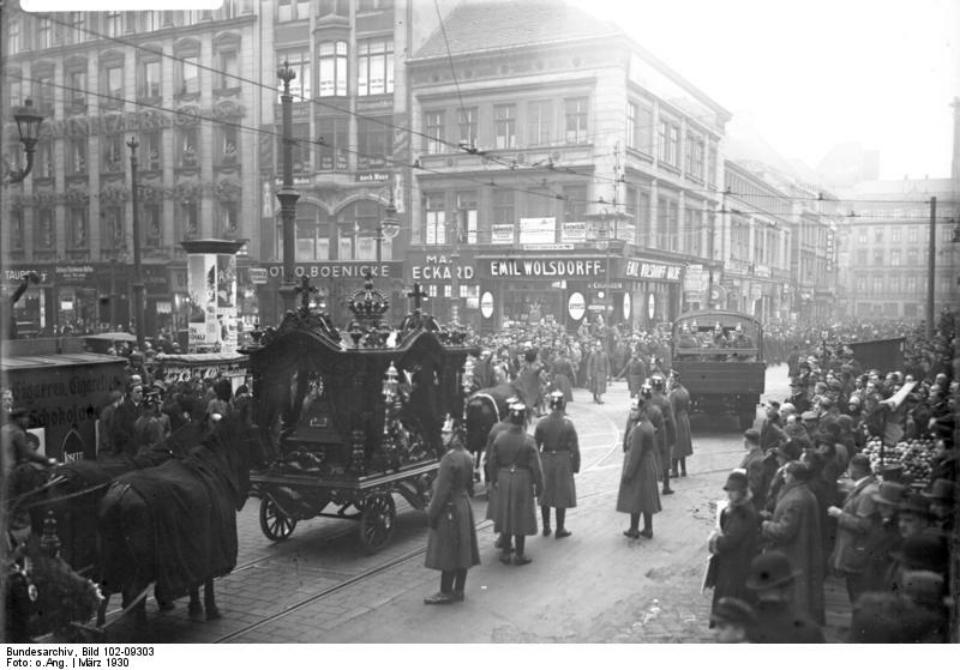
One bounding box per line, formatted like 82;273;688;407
406;0;729;332
3;1;262;338
719;161;793;321
836;178;960;322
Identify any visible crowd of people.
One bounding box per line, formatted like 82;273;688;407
706;312;958;643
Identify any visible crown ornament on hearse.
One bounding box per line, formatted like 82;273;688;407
246;271;471;351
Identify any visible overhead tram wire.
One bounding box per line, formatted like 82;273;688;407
433;0;470;140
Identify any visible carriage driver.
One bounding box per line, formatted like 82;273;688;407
535;390;580;539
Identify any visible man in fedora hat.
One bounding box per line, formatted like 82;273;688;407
922;478;956;533
827;454;880;604
744;551;824;643
896;493;935;542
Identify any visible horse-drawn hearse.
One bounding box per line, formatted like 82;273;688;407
244;275;478;553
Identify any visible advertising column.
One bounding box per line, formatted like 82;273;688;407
181;239;246;354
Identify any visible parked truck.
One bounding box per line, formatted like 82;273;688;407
670;310;766;430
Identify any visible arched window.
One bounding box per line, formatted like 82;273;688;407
295;202;332;261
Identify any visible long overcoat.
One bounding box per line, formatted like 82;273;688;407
649;392;676;468
710;497;759;612
489;426;543;536
586;350;610;396
669;384;693;460
534;412;580;509
761;480;826;625
549;358;576;402
625;357;647;397
517;363;544;412
616;418;661;515
425;447;481;571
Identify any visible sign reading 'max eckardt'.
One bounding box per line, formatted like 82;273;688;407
488;259;604;278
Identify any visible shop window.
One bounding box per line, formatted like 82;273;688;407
337;201;380;259
296;204;331;261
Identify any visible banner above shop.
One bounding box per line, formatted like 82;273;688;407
486;258;605;278
624;260;683;282
259;261;404;284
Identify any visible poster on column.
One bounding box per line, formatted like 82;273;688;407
188;254;218;350
217;254;239;354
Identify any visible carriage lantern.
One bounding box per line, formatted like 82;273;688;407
383;362;399;403
462;358;475;394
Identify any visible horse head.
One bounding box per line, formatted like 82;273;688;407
204;398;264;508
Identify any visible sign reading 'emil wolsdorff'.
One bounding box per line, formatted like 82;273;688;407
489;259;604;277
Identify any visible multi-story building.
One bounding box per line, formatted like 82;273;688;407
836;178;959;321
406;0;729;331
719;161;793;321
2;1;262;337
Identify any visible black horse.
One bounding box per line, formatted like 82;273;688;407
463;382;527;478
95;401;264;632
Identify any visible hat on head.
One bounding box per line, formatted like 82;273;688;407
723;470;749;492
848;453;872;473
743;428;760;445
871;481;907;506
710;597;757;628
785;460;814;482
779;402;795;415
921;479;957;504
745;551;798;591
773;440;801;462
508;403;527;425
548;390;566;411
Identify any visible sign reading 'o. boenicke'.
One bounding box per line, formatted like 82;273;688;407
488;259;603;277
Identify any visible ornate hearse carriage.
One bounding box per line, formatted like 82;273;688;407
245;274;478;553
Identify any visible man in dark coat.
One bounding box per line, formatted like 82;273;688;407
424;433;480;604
112;384;144;458
744;551;825;643
760;461;825;625
534;391;580;539
708;470;759;619
648;374;676;495
489;404;543;565
617;393;661;539
586;342;610;404
668;371;693;477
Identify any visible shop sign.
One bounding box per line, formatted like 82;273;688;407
5;268;49;284
491;224;515;245
567;292;586;321
683;264;706;293
248;267;268;285
560;221;587;243
624;260;682;282
55;265;94;284
480;291;494;319
357;172;391;182
522;243;574;251
518;217;556;244
264;262;401;282
410;254;475;282
588;282;623;290
488;259;604;278
724;259;752;275
754;264;771;278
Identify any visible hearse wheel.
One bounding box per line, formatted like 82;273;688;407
358;493;396;554
260;496;297;541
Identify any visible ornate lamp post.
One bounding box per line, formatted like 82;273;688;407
127;136;145;352
4;99;45;184
377;183;400;265
277;61;300;316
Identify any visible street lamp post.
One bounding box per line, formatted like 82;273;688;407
4;99;45;184
277;61;300;316
127;136;145;352
376;182;400;265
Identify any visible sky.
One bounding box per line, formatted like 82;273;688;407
573;0;960;181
